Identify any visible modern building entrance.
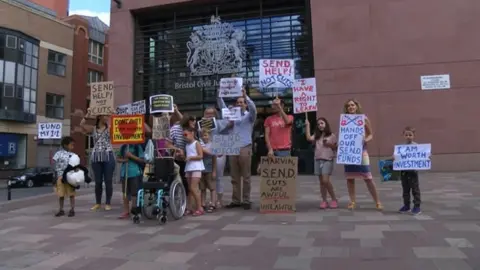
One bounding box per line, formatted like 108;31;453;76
133;0;315;173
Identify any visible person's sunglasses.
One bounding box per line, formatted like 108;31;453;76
183;132;189;137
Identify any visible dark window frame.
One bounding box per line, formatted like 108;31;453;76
47;50;66;77
45;93;64;119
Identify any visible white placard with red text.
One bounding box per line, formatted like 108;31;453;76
292;78;317;114
259;59;295;88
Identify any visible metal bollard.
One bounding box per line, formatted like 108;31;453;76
7;181;11;201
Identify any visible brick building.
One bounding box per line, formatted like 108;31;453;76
109;0;480;173
29;0;69;18
0;0;73;177
63;15;109;164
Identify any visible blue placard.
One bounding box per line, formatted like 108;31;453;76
0;133;18;157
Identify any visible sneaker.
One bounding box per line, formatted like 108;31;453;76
91;204;101;211
68;209;75;217
329;200;338;209
411;207;421;215
54;210;65;217
398;205;410;213
104;205;112;211
319;201;328;209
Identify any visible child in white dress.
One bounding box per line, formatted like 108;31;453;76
183;127;205;216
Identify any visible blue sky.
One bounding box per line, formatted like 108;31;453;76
69;0;110;25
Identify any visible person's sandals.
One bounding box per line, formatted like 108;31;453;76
347;201;356;210
184;210;192;216
206;204;216;213
68;209;75;217
376;203;384;211
118;212;129;219
192;210;204;216
54;210;65;217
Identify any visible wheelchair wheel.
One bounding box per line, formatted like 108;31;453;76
168;179;186;219
141;194;156;220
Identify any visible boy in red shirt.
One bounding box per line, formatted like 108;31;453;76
264;98;294;157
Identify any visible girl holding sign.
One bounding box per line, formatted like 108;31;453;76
305;117;338;209
343;99;382;211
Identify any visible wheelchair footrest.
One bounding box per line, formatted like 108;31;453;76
143;182;166;189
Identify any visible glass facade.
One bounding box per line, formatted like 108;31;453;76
135;0;313;115
0;27;39;123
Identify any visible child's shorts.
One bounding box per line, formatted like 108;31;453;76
314;159;334;176
199;172;215;191
121;176;142;199
185;171;202;178
54;178;76;197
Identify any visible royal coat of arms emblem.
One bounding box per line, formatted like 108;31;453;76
186;15;246;76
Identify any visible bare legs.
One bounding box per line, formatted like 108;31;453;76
319;175;337;202
347;178;382;210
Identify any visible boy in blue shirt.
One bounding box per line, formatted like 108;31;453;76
117;143;145;219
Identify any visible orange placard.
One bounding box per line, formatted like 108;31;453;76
110;115;145;144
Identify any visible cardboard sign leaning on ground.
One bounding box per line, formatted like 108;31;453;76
336;114;365;165
110;115;145;144
393;144;432;171
38;122;62;139
259;156;298;213
259;59;295;88
90;81;115;116
292;78;317;114
211;132;241;155
152;115;170;140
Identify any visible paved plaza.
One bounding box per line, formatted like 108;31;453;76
0;172;479;270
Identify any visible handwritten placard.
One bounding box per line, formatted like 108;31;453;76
150;94;174;114
38;122;62;139
110;115;145;144
211;132;242;155
259;59;295;88
393;144;431;170
116;100;146;115
219;78;243;97
152;115;170;140
90;81;115;116
222;107;241;121
336;114;365;165
259;156;297;213
293;78;317;113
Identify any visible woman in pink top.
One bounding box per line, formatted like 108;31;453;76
305;117;338;209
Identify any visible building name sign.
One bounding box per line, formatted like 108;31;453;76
186;15;246;76
174;77;259;90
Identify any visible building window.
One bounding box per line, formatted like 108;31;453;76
45;93;64;119
88;40;104;65
87;69;104;84
0;28;39;116
47;50;66;77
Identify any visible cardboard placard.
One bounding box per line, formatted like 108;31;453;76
110;115;145;144
152;115;170;140
219;77;243;97
259;59;295;88
336;114;365;165
293;78;317;113
38;122;62;139
90;81;115;116
259;156;297;213
150;94;174;113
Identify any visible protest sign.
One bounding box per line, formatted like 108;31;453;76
336;114;365;165
212;132;242;155
150;94;174;113
393;144;431;170
379;159;400;181
259;156;297;213
38;122;62;139
110;115;145;144
197;118;217;131
152;115;170;140
90;81;115;116
259;59;295;88
292;78;317;114
222;107;241;121
219;78;243;98
116;100;146;115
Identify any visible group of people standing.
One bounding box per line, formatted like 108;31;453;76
52;87;423;218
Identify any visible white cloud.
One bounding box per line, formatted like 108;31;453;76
69;9;110;26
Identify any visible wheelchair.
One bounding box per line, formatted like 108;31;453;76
132;155;187;224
